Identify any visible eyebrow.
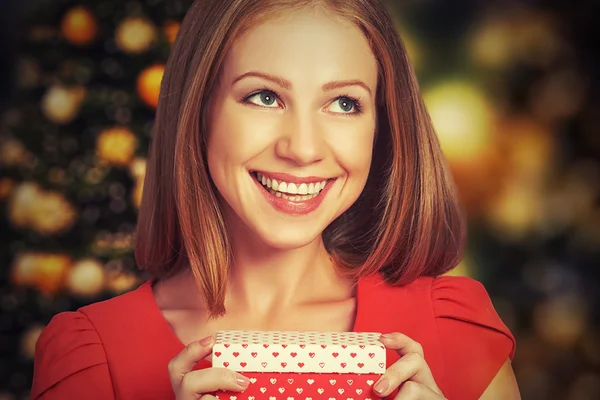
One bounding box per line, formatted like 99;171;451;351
232;71;372;95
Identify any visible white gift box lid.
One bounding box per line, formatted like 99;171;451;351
212;330;386;374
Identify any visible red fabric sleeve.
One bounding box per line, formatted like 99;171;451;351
31;311;115;400
432;276;516;400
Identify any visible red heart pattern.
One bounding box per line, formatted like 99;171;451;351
215;372;381;400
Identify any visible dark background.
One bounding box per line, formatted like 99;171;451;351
0;0;599;399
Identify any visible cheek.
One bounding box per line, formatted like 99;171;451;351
207;100;278;166
207;114;244;165
350;148;373;193
330;123;375;182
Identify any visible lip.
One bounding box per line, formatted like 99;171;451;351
250;172;335;215
252;170;331;184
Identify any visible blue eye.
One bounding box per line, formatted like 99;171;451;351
337;98;354;112
329;95;362;115
245;90;279;107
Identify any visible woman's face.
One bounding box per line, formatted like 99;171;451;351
206;7;378;250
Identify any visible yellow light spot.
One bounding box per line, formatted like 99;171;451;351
424;82;494;163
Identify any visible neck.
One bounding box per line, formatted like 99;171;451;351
226;232;344;313
162;211;354;317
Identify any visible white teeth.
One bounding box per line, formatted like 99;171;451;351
254;172;330;195
298;183;308;195
268;188;318;201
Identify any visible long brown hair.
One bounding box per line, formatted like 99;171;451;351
135;0;466;317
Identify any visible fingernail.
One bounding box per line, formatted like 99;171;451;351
374;378;389;394
199;335;213;346
236;373;250;388
380;333;391;339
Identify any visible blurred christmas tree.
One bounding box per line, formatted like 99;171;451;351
0;0;194;397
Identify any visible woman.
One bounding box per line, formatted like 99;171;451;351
31;0;520;399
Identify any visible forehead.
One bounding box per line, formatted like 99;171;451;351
221;8;378;88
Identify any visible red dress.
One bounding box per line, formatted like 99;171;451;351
31;274;516;400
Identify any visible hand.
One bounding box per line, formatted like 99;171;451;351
374;332;446;399
168;335;251;399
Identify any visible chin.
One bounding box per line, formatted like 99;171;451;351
251;222;324;251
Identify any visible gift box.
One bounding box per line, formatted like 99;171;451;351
213;330;386;400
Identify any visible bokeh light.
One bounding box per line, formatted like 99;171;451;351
424;81;494;164
115;17;157;54
60;6;97;47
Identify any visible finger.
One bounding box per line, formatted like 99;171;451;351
168;336;214;388
380;332;424;357
373;353;441;398
394;380;445;399
180;367;250;395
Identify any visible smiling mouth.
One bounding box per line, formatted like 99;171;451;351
251;171;331;201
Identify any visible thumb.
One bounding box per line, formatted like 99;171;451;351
168;335;214;386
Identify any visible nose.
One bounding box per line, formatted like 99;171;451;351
275;111;325;166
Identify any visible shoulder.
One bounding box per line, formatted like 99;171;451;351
31;311;112;399
373;273;516;360
360;274;516;399
31;282;152;399
430;275;516;398
428;275;516;357
362;273;514;352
